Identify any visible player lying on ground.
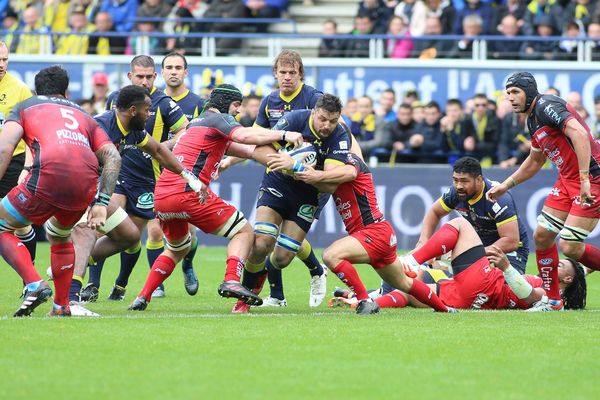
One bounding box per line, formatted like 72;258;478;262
330;218;587;311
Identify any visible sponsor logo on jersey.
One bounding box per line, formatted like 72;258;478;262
470;293;489;309
335;197;352;220
136;192;154;209
549;187;560;196
339;141;348;150
543;104;562;125
539;258;553;266
536;130;548;140
17;192;28;203
297;204;316;223
389;233;397;247
56;129;90;147
157;211;190;220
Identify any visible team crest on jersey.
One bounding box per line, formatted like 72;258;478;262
339;141;348;150
136;192;154;209
297;204;316;223
389;233;397;247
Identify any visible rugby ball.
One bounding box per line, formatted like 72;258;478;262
280;142;317;167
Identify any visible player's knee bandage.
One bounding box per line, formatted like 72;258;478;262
215;210;247;239
45;220;72;238
99;206;128;234
275;233;301;254
254;221;279;238
165;233;192;252
559;225;591;242
537;211;565;234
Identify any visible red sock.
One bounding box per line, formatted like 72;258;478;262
536;245;561;301
51;243;75;307
0;232;41;283
225;256;244;282
409;279;449;312
412;224;459;264
578;244;600;271
139;254;176;300
376;291;408;308
331;260;369;300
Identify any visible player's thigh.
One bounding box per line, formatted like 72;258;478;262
448;218;483;258
322;235;370;267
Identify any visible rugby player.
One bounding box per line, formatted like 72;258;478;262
488;72;600;311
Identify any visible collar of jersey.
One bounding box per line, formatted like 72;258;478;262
308;115;322;141
279;83;303;103
150;87;157;96
116;113;129;136
468;184;485;205
170;89;189;102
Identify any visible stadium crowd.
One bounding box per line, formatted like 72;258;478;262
2;0;600;59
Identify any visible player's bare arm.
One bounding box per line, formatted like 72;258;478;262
486;149;545;202
90;143;122;230
417;201;450;247
486;219;520;255
294;164;357;194
0;121;23;179
232;127;303;149
162;120;188;150
564;119;595;205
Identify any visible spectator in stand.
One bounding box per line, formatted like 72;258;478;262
129;20;162;55
440;98;473;154
2;7;19;51
586;20;600;61
394;0;427;36
55;6;94;55
14;6;51;54
90;72;110;115
164;7;202;56
448;14;482;59
162;0;207;37
412;101;425;124
412;15;452;58
100;0;138;33
375;88;397;122
351;96;382;146
591;95;600;139
520;15;559;60
488;14;522;59
203;0;246;56
77;98;95;115
238;94;262;127
545;86;560;96
244;0;289;32
412;101;444;162
556;20;585;61
565;0;593;29
522;0;564;36
360;0;394;33
384;103;420;159
386;15;413;58
566;90;592;125
318;19;345;58
453;0;492;34
88;11;127;55
464;93;501;164
345;11;375;58
136;0;171;31
341;97;358;126
498;111;530;168
490;0;527;34
43;0;71;33
424;0;456;34
402;88;419;105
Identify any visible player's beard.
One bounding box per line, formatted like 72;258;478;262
130;114;146;131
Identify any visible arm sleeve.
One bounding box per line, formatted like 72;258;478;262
213;113;242;139
254;97;270;128
535;97;573;133
492;192;519;226
162;98;187;132
439;186;458;212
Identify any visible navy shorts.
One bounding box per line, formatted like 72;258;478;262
256;179;319;233
508;249;528;275
114;179;155;220
0;153;25;198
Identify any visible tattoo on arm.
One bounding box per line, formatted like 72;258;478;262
95;144;122;197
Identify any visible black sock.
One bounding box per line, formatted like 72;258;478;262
15;228;36;264
88;259;105;289
115;246;141;288
265;257;284;300
69;277;83;302
182;236;198;273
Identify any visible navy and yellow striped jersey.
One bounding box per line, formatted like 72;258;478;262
106;87;186;186
169;89;205;121
94;109;150;153
439;178;529;255
254;83;322;128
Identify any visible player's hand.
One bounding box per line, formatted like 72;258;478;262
486;245;509;271
283;131;303;150
190;178;208;204
294;166;323;184
214;158;230;181
87;205;107;231
267;153;297;172
486;183;508;202
17;169;28;185
580;179;595;207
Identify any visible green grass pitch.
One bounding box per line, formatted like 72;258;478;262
1;243;600;399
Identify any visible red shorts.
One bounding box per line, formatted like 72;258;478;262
154;188;237;242
438;257;506;309
4;184;86;227
351;220;397;269
544;177;600;219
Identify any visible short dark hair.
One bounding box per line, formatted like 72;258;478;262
473;93;488;101
35;65;69;96
315;93;342;114
382;88;396;97
399;102;412;110
446;98;463;108
131;55;155;71
562;259;587;310
594;95;600;105
116;85;149;110
425;100;440;111
162;51;187;69
453;156;482;177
